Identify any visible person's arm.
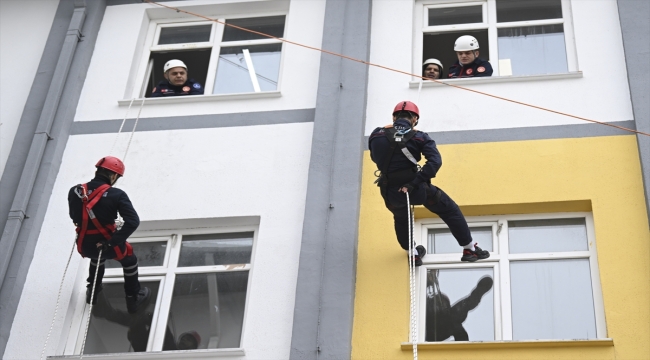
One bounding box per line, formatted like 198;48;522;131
109;191;140;246
474;61;493;77
68;186;80;225
150;85;164;97
411;133;442;185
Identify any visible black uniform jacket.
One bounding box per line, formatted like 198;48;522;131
368;121;442;187
448;58;493;78
150;79;204;97
68;175;140;247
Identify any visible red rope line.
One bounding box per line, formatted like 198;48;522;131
143;0;649;137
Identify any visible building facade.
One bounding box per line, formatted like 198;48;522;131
0;0;647;359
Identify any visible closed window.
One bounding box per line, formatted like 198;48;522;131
140;15;285;97
418;213;605;342
417;0;576;77
76;230;255;354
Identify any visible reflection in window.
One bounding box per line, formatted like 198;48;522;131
510;259;597;340
509;218;587;253
84;281;161;354
158;25;212;45
426;268;494;342
428;227;492;254
163;272;249;350
496;0;562;23
213;44;282;94
105;242;166;269
222;16;285;41
179;232;253;267
498;25;568;76
428;6;482;26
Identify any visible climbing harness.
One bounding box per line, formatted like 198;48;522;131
80;249;103;359
406;193;418;359
373;127;420;187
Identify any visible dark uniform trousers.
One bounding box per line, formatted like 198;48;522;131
82;236;140;297
380;182;473;251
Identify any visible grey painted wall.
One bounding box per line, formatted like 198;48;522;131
289;0;372;359
617;0;650;225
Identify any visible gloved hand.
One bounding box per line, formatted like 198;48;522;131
400;182;415;193
96;240;111;252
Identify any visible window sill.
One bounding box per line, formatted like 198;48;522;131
408;71;583;88
117;91;281;106
401;338;613;350
49;348;245;360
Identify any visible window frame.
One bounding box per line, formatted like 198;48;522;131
131;12;287;99
65;225;258;356
414;212;606;342
414;0;579;78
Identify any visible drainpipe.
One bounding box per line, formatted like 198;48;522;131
0;1;86;290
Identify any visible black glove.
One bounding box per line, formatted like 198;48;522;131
401;182;415;193
97;240;111;252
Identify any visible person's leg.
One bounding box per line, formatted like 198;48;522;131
86;258;105;304
118;253;141;297
422;185;473;246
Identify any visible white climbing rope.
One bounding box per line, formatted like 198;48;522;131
41;241;77;360
406;193;418;360
122;98;145;162
109;98;135;156
79;249;103;358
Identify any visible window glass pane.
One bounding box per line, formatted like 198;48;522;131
105;242;166;269
179;232;253;267
496;0;562;22
213;44;281;94
426;268;494;342
510;259;597;340
84;281;160;354
508;218;587;253
428;6;482;26
163;272;248;350
222;16;285;41
497;25;567;76
428;227;492;254
158;25;212;45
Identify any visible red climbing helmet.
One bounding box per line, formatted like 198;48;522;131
392;101;419;118
95;156;125;176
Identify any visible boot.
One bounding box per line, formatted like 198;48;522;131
86;284;103;305
126;287;151;314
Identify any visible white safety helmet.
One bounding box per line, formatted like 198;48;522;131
422;58;444;70
163;59;187;73
454;35;479;51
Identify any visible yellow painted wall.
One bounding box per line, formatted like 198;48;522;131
353;135;650;360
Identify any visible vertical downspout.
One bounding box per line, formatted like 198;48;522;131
0;1;86;290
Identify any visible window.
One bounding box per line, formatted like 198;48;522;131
417;0;577;77
75;230;255;355
140;15;285;97
417;213;606;342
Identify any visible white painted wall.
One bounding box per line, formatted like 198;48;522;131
5;121;313;359
0;0;59;177
365;0;634;134
75;0;326;121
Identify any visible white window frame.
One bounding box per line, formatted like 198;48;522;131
414;212;606;342
414;0;579;77
131;12;287;99
63;226;258;357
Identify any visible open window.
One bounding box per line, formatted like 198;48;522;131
417;0;577;77
72;230;255;355
140;15;285;98
417;213;606;342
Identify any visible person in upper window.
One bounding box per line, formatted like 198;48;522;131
447;36;493;78
422;58;444;80
150;59;204;97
